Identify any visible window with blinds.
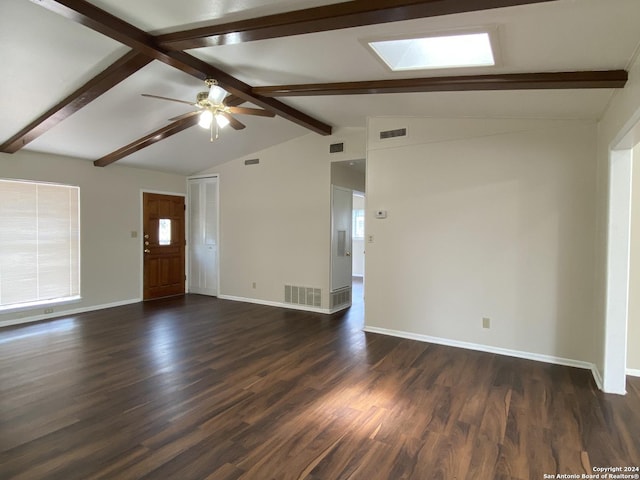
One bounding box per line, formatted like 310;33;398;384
0;179;80;311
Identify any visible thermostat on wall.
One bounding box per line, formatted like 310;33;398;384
375;210;387;219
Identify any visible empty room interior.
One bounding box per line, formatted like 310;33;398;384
1;0;640;478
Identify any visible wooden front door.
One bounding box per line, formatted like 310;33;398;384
143;192;185;300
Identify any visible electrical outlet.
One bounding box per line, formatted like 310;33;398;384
368;235;374;243
44;308;54;314
252;282;256;289
482;317;491;329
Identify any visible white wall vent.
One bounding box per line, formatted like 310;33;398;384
330;287;352;309
285;285;321;308
379;127;407;140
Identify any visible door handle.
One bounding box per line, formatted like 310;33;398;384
346;251;351;257
144;249;151;253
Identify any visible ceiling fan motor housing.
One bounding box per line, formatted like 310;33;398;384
197;91;210;105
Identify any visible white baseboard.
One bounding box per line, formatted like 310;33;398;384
363;325;599;381
218;294;339;314
627;368;640;378
0;298;141;329
592;365;604;390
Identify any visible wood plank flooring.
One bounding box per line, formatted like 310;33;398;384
1;286;639;479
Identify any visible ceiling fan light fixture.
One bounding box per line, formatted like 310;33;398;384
208;85;227;104
198;109;213;128
216;114;230;129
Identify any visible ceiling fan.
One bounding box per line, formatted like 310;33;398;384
142;78;275;141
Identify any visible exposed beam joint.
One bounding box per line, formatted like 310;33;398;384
157;0;558;50
30;0;332;135
252;70;629;97
1;51;151;153
94;116;199;167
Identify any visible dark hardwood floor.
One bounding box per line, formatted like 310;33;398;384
1;280;639;479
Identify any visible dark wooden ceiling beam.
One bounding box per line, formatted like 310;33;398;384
94;116;199;167
1;51;151;153
30;0;332;135
252;70;629;97
157;0;557;50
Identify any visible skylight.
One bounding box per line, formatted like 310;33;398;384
368;32;495;71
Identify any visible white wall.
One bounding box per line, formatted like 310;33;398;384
628;143;640;372
198;128;365;310
595;51;640;385
365;117;598;364
0;151;186;327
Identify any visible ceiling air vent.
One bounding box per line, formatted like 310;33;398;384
244;158;259;165
379;127;407;140
329;142;344;153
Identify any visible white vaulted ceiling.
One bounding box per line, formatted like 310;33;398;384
1;0;640;175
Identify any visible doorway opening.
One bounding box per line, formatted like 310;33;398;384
330;159;366;312
352;191;365;306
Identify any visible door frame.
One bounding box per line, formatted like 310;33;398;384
603;106;640;394
187;174;221;297
139;189;187;301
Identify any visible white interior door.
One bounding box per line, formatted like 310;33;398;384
188;177;218;296
331;185;353;291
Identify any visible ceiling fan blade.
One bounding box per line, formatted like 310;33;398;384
220;112;246;130
224;95;245;107
168;110;200;122
227;106;276;117
141;93;195;106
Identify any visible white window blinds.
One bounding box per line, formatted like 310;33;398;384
0;179;80;310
